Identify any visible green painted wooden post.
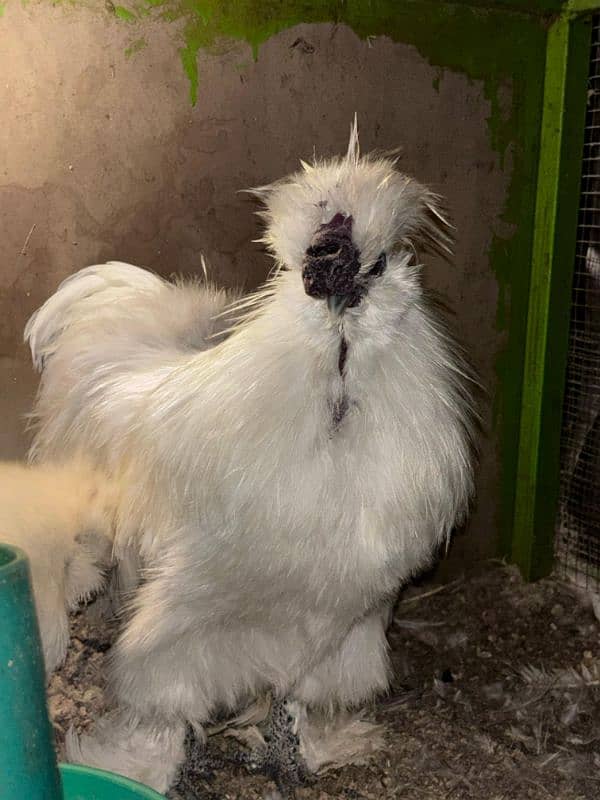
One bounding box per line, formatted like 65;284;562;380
512;12;594;579
568;1;600;13
0;543;62;800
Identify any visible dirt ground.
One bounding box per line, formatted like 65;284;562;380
48;563;600;800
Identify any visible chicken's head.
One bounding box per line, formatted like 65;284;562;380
252;118;452;322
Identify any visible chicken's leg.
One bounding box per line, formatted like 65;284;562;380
245;698;312;798
172;698;311;800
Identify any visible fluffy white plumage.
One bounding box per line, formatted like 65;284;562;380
25;122;476;790
0;459;117;673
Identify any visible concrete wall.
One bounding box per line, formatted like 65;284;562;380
0;1;550;567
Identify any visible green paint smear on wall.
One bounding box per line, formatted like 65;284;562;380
6;0;553;551
31;1;551;122
0;3;5;17
114;5;136;22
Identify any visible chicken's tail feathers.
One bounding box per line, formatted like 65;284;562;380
25;261;165;371
25;260;236;463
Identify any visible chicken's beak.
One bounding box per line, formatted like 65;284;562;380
302;213;363;315
327;295;351;316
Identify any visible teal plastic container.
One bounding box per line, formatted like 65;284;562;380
0;543;166;800
59;764;166;799
0;542;62;799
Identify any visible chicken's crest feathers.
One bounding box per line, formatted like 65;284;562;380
346;113;360;166
249;119;453;275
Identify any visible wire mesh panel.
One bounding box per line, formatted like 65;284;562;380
556;15;600;591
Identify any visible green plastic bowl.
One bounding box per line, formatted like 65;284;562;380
59;764;167;799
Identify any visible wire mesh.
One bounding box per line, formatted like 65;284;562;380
556;15;600;591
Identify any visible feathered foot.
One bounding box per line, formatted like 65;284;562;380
244;698;313;798
223;695;385;779
233;697;385;795
172;696;385;799
169;726;243;799
174;699;312;799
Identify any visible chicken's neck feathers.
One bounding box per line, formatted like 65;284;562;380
139;279;471;498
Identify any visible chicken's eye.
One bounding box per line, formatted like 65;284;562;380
367;252;387;278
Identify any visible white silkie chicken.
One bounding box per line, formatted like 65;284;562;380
24;122;477;792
